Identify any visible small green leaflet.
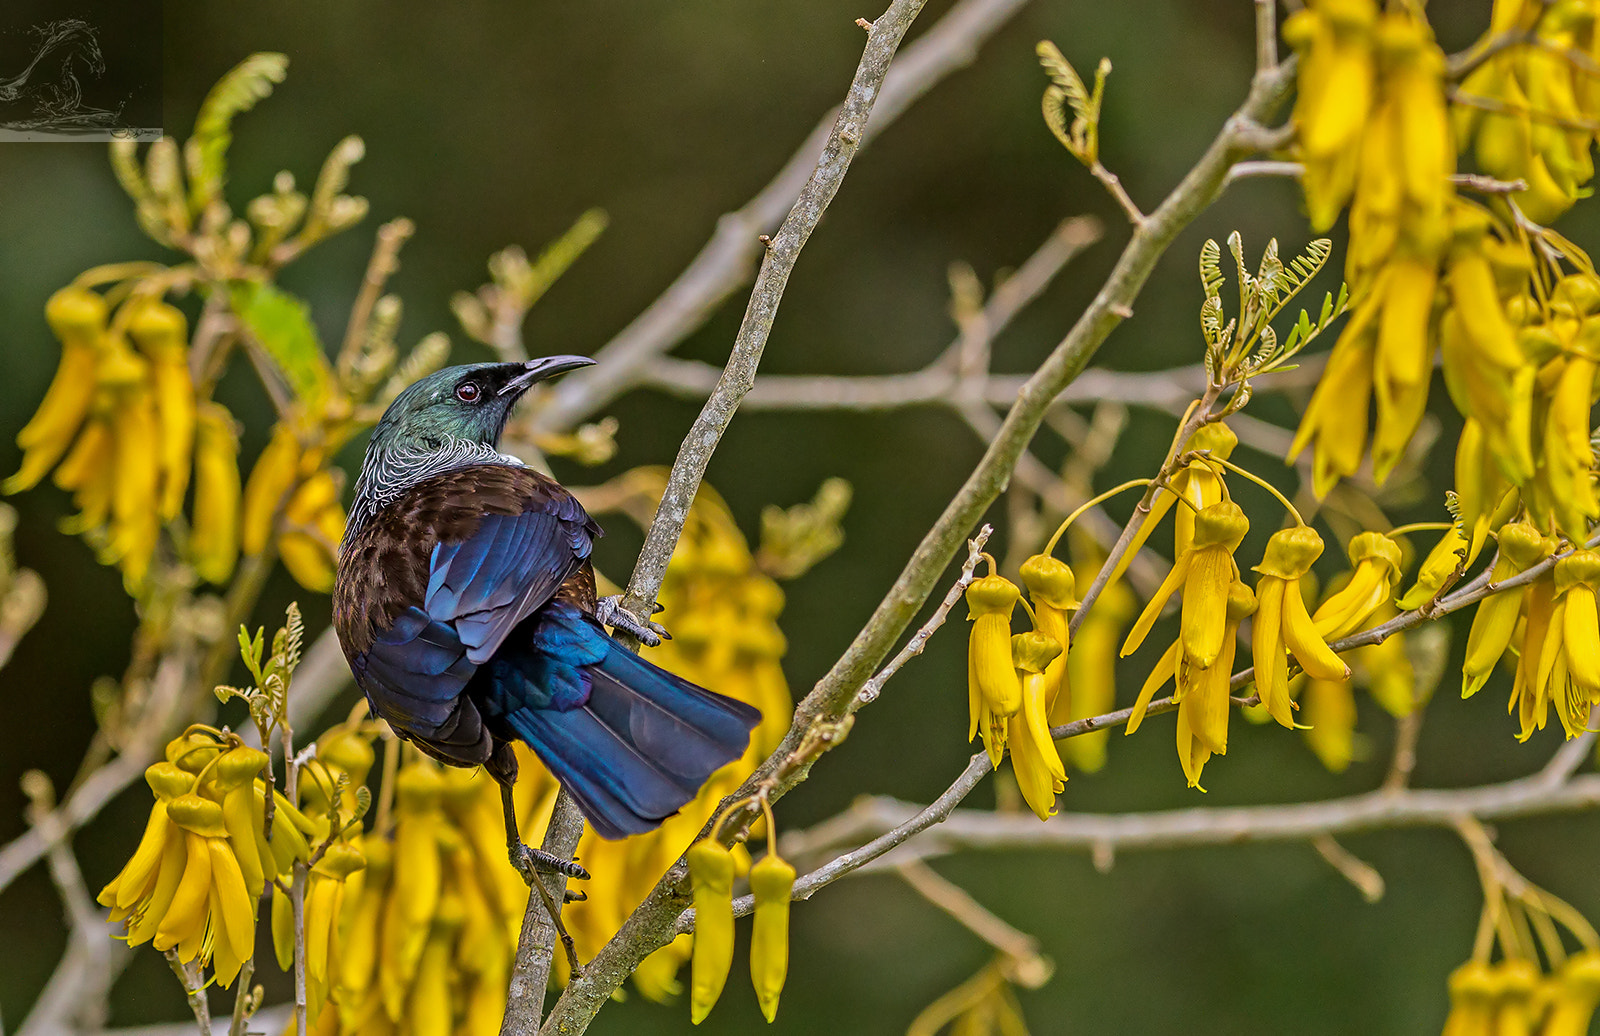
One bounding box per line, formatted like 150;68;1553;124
229;281;333;404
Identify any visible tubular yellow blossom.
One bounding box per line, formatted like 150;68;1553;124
1442;960;1496;1036
966;570;1022;767
155;792;256;987
687;839;736;1024
1536;549;1600;738
1396;525;1468;611
749;852;796;1023
1007;631;1066;819
98;762;192;928
1123;500;1249;670
305;841;368;999
1453;419;1514;565
382;763;445;1017
279;468;346;593
1544;950;1600;1036
1290;323;1375;496
1252;525;1351;729
1018;553;1076;717
1462;520;1555;698
5;287;109;494
1283;0;1379;230
211;745;269;899
1357;607;1417;717
1062;576;1134;771
191;403;242;584
127;299;195;521
1173;582;1255;789
1301;675;1359;773
1312;531;1404;642
242;423;302;556
1109;423;1236;589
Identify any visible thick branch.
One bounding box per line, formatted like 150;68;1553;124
530;0;1036;433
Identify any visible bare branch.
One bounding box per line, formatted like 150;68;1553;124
796;771;1600;871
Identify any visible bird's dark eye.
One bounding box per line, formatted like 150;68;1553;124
456;381;482;403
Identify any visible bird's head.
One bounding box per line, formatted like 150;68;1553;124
369;355;595;453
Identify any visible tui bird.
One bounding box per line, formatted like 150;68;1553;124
333;356;760;882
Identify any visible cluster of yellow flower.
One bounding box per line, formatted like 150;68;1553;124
1288;0;1600;542
1444;953;1600;1035
292;736;542;1036
6;290;220;591
544;470;794;1001
1458;0;1600;224
98;729;312;987
685;825;795;1024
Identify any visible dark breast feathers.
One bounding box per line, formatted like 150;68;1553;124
333;464;601;770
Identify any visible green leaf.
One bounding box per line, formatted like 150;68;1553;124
187;53;289;213
229;282;333;404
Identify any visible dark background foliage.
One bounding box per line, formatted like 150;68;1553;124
3;1;1597;1033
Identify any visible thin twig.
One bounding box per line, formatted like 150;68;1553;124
164;950;213;1036
896;858;1049;984
854;525;991;708
1312;834;1386;903
338;218;415;373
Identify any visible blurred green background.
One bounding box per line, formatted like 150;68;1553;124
4;0;1599;1032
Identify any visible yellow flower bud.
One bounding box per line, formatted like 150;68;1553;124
748;853;796;1022
687;839;736;1024
966;574;1023;765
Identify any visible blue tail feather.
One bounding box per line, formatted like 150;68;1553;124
477;601;761;839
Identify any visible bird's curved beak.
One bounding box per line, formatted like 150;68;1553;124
498;354;597;397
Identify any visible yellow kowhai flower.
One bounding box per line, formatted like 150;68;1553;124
98;762;193;940
1251;525;1350;729
1535;316;1600;543
1461;520;1555;698
1008;631;1066;820
304;841;368;1001
1018;553;1076;719
1452;418;1516;565
1396;524;1469;611
1061;573;1134;772
967;564;1023;767
1442;959;1496;1035
1439;207;1537;485
154;792;257;987
1109;423;1236;588
1544;950;1600;1036
1290;323;1375;496
1283;0;1379;231
1535;548;1600;738
749;851;796;1023
1357;605;1418;718
1311;531;1403;642
242;421;350;593
1300;674;1359;773
1123;500;1250;670
126;299;195;521
191;403;242;585
687;838;736;1024
6;286;110;493
1173;582;1256;789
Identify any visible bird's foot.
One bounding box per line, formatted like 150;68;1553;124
565;888;588;904
595;595;670;647
509;841;591;885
